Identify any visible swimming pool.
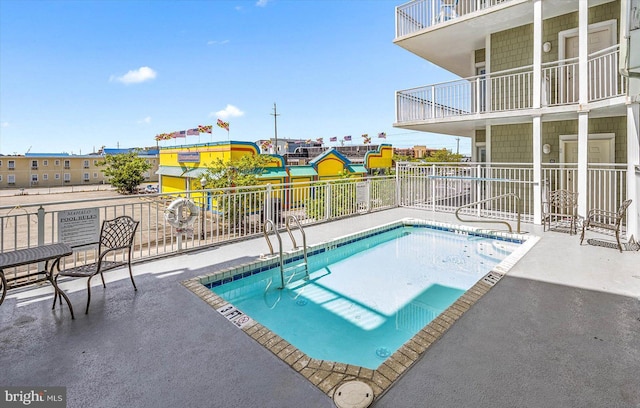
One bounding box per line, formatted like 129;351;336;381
195;219;535;372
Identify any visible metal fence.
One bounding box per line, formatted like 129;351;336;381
0;176;397;284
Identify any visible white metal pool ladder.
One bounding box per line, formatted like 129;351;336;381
262;216;309;289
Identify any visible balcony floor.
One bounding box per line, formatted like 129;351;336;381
1;208;639;407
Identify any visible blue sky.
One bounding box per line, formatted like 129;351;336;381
0;0;470;156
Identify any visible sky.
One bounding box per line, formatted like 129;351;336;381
0;0;470;156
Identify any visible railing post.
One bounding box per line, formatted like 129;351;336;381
37;206;46;273
430;85;436;119
431;165;436;211
265;184;272;224
325;183;331;221
476;165;482;217
366;179;372;213
395;162;401;207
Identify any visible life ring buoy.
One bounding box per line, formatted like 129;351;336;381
165;198;200;230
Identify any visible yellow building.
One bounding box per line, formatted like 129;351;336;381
156;141;394;192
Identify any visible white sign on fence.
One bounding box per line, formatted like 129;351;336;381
57;208;100;248
356;182;367;203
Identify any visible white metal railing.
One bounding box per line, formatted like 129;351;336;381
398;161;628;230
396;0;513;37
0;176;397;285
1;163;630;284
396;46;626;123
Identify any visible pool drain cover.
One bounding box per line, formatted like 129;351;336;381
333;381;374;408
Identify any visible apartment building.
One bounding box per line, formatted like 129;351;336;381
394;0;640;237
0;149;159;190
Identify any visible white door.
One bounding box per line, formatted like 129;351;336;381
561;137;614;194
562;25;614;103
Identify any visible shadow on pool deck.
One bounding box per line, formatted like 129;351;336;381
1;208;639;408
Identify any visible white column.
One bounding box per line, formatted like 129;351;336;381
578;112;589;216
486;125;492;163
627;102;640;239
532;0;542;109
577;0;589;217
578;0;588;105
533;115;543;224
485;34;491;114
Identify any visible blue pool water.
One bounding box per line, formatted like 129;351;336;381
210;225;520;369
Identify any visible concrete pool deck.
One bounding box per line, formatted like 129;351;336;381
1;208;639;407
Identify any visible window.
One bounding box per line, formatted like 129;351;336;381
31;174;38;184
43;160;48;166
93;172;98;178
64;160;70;169
83;160;89;168
55;160;60;166
0;175;2;182
93;160;98;166
83;173;90;181
43;174;48;180
8;160;15;169
0;160;3;166
8;175;15;184
31;160;38;169
64;173;71;182
55;173;60;180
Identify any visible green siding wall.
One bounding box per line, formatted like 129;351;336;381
491;1;620;72
489;116;627;163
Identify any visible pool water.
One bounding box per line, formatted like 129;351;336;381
211;225;519;369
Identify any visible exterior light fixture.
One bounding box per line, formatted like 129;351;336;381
543;144;551;154
543;42;552;53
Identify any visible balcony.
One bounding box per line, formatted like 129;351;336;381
395;45;626;131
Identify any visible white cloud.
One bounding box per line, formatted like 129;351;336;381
110;66;157;84
210;104;244;119
207;40;229;46
137;116;151;124
256;0;269;6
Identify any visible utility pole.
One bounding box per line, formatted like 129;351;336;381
456;137;460;154
270;103;280;155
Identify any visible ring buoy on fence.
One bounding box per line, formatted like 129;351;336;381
165;198;199;233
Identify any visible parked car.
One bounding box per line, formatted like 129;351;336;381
144;184;158;193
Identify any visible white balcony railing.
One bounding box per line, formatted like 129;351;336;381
396;0;511;37
396;45;627;123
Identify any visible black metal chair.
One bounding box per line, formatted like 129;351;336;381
580;199;633;252
54;216;139;314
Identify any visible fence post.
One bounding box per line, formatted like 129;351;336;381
395;162;401;206
37;206;46;274
431;165;436;212
265;184;272;224
325;183;331;221
366;179;372;213
476;165;482;217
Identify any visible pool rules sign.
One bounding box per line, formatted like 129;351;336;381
58;208;100;248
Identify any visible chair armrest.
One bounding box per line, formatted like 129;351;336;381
587;209;617;219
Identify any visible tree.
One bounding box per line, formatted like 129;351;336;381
424;149;463;162
200;154;274;228
100;152;151;194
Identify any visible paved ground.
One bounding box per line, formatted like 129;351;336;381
1;208;639;408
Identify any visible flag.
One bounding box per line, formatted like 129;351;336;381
305;139;312;144
361;134;368;138
343;135;352;141
363;136;372;144
170;132;181;139
330;136;337;142
198;125;212;134
316;138;323;144
217;119;229;131
187;128;199;136
175;130;186;138
378;132;387;139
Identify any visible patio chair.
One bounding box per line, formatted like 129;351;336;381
580;199;632;252
54;215;139;314
542;189;579;235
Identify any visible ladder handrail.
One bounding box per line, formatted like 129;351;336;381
455;193;522;233
263;219;285;288
285;215;309;280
